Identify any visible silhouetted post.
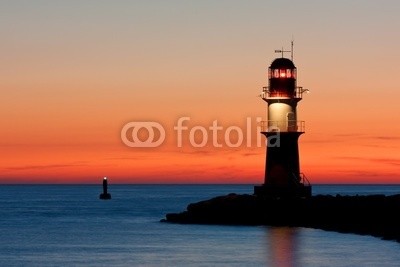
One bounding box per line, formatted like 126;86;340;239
103;177;108;194
99;177;111;200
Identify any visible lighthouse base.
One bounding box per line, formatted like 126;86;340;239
99;193;111;200
254;184;311;198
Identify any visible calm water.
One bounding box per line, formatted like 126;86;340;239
1;185;400;267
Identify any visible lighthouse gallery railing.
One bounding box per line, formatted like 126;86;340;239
260;120;305;133
260;86;308;99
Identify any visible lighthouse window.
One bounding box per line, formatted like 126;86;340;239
287;69;292;78
279;69;286;78
274;69;279;78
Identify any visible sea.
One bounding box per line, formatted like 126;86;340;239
1;184;400;267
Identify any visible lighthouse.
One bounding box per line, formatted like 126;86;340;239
99;177;112;200
254;45;311;198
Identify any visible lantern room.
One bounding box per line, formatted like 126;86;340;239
268;58;297;97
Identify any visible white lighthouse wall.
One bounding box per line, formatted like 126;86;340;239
268;103;296;132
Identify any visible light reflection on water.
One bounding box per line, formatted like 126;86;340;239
266;227;299;267
262;226;400;267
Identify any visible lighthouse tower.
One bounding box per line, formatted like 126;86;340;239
254;46;311;198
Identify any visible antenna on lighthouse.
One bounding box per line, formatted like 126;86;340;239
291;38;294;61
274;39;294;60
274;47;290;58
275;45;291;58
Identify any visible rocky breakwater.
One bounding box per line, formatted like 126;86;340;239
162;193;400;242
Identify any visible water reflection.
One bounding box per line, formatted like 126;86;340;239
265;226;299;267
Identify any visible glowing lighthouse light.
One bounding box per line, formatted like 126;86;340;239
254;42;312;198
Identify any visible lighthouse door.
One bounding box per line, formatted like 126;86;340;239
287;112;296;131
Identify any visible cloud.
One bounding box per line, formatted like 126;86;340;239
241;152;260;157
4;162;88;171
180;150;213;155
303;134;400;144
332;156;400;166
373;158;400;166
104;155;164;161
374;136;400;140
334;170;382;177
333;134;367;137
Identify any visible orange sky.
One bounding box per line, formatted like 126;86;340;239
1;1;400;184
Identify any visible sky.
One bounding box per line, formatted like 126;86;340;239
1;0;400;184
